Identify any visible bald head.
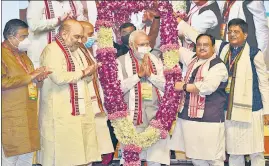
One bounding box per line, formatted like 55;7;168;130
59;19;82;34
60;19;83;52
79;21;94;43
79;21;94;30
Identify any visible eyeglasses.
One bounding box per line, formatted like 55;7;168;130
196;43;210;48
227;30;242;35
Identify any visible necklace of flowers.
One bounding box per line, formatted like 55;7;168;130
94;1;186;166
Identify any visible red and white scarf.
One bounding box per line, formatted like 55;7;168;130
179;57;212;118
55;34;81;116
44;0;77;44
222;0;236;23
129;50;162;125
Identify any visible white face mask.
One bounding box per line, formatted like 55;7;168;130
18;38;31;52
11;37;31;52
137;46;151;58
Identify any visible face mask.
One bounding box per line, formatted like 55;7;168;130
137;46;151;58
121;33;131;45
84;37;96;48
11;37;31;52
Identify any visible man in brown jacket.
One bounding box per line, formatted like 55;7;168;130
1;19;51;166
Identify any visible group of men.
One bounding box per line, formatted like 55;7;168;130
1;0;269;166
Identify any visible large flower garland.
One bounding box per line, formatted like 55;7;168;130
95;1;184;165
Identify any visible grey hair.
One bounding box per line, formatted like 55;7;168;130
3;19;28;40
128;30;148;50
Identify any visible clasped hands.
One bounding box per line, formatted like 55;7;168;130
30;67;52;82
82;62;102;78
138;54;151;78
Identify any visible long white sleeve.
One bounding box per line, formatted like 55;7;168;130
191;10;218;34
177;20;223;56
179;47;196;66
116;59;140;94
254;51;269;115
194;63;228;96
40;46;83;86
247;1;269;53
27;1;58;33
86;1;98;25
74;1;87;21
147;58;165;92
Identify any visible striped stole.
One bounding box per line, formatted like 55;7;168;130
55;34;80;116
129;50;161;126
79;44;105;113
44;0;77;44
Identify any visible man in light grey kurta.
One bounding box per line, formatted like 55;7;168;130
117;30;170;166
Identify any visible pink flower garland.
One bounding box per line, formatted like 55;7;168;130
123;144;142;166
96;1;182;166
158;1;179;46
155;66;182;131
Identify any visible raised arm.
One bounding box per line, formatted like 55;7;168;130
27;1;59;33
148;11;161;49
177;18;223;54
40;46;83;85
74;1;88;21
247;1;269;53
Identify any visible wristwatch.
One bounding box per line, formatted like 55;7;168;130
183;83;187;92
154;16;160;19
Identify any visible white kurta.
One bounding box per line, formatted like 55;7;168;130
170;119;225;161
39;42;101;166
86;1;98;27
27;1;86;68
177;20;269;155
169;47;228;160
183;1;218;50
217;1;269;53
225;111;264;155
86;49;114;155
116;53;170;165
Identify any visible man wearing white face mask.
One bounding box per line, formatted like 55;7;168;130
1;19;51;166
116;30;170;166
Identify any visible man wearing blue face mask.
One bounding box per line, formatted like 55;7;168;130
116;30;169;166
79;21;115;165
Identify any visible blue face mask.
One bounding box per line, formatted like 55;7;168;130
84;37;95;48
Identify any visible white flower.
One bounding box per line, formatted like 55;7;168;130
171;1;187;13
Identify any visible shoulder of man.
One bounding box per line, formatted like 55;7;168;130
209;56;226;69
117;51;129;64
40;41;61;56
249;46;261;59
218;41;229;56
47;41;58;48
199;1;220;15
